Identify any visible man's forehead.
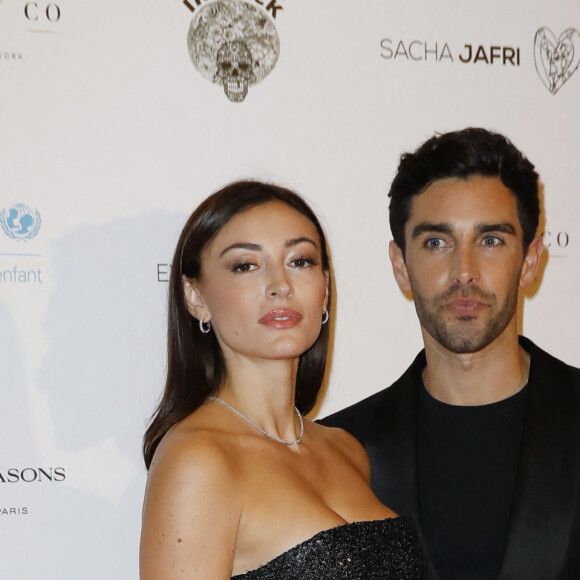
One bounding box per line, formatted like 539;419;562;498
407;176;518;223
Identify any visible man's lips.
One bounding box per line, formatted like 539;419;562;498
445;298;487;315
259;309;303;328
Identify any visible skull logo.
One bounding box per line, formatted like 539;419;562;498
187;0;280;103
215;41;255;102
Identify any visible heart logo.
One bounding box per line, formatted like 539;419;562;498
534;27;580;94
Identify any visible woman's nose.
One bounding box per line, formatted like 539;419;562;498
266;266;294;298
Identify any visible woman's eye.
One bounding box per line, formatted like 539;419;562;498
232;262;257;273
289;257;315;268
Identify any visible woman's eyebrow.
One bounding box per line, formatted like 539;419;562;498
285;237;319;249
219;237;319;257
219;242;262;257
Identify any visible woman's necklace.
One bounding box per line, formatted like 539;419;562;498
208;396;304;445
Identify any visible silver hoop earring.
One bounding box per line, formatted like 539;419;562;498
321;308;329;325
199;316;211;334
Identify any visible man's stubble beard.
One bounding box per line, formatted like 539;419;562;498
410;281;519;354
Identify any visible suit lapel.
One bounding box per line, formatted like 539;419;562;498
366;351;424;516
499;338;579;579
366;352;444;579
318;350;441;577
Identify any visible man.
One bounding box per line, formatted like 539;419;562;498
322;128;580;579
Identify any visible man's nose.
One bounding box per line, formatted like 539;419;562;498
450;246;479;286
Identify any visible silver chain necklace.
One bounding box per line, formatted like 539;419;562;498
208;396;304;445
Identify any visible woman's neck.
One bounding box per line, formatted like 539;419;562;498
215;357;300;441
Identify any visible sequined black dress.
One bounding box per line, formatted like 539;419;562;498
232;516;425;579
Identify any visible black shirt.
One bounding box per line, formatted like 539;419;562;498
418;384;528;580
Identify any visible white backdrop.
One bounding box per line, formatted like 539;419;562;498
1;0;579;577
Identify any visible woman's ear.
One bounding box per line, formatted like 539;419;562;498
323;270;330;310
182;276;211;322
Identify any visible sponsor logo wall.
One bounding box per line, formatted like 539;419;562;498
1;0;578;577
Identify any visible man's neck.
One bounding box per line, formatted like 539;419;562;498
421;327;530;406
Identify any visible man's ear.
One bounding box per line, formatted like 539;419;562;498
389;241;411;293
519;235;544;289
182;276;211;322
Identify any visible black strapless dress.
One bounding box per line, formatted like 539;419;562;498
231;516;425;579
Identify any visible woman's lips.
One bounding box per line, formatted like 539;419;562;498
259;309;303;328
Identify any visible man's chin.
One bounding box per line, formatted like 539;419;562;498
443;340;488;354
429;326;495;354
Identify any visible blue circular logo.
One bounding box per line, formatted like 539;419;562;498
1;204;42;240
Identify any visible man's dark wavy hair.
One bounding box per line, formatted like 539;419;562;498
388;128;540;255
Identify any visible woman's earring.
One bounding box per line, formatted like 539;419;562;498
321;308;329;325
199;316;211;334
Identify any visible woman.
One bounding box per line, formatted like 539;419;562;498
140;181;425;579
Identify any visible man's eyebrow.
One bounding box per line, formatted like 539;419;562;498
219;237;318;257
411;222;452;239
411;221;518;239
476;222;517;235
219;242;262;257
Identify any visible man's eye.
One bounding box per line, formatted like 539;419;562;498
426;238;445;249
482;236;501;247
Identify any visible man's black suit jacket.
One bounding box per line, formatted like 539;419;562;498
321;337;580;579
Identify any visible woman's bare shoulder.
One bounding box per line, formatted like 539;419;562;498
140;415;242;579
149;414;240;490
310;419;372;480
